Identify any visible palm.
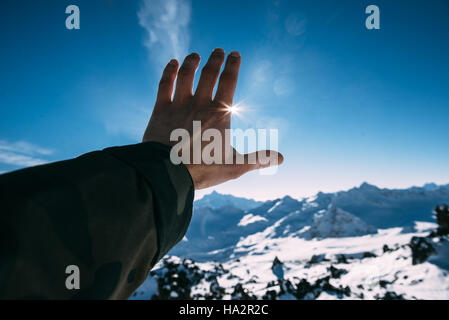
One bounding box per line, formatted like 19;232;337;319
143;49;283;189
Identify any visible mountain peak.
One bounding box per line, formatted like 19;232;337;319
359;182;379;191
305;205;377;239
194;191;262;211
423;183;439;191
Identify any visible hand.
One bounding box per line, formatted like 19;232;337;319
143;49;284;189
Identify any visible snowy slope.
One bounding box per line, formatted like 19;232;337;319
132;228;449;300
301;205;377;239
132;182;449;300
171;183;449;260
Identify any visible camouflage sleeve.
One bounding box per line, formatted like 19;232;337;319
0;141;194;299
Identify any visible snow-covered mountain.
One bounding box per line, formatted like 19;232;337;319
132;183;449;300
171;182;449;260
302;205;377;239
194;190;262;210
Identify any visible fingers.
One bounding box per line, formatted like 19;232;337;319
195;48;225;103
173;53;201;104
155;59;179;106
214;51;241;107
163;50;240;107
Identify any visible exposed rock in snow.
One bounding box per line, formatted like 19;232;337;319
133;230;449;300
410;236;436;265
435;204;449;235
133;184;449;300
271;257;284;280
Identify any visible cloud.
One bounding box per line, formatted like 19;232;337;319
273;76;294;96
103;102;150;140
250;60;273;86
0;153;47;167
137;0;191;67
285;13;307;36
0;140;53;167
99;0;191;140
0;140;53;156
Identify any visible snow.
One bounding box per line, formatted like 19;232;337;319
267;200;282;213
134;228;449;299
132;183;449;300
414;221;438;233
238;214;268;227
303;205;377;239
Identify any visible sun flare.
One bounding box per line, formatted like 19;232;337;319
226;101;247;117
228;105;238;114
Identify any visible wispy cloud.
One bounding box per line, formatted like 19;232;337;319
137;0;191;67
0;140;53;167
100;0;191;140
102;98;151;140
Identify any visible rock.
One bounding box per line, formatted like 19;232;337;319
377;291;406;300
362;252;377;258
231;283;256;300
435;204;449;235
307;254;328;265
409;236;435;265
271;256;284;280
336;254;348;264
328;265;347;279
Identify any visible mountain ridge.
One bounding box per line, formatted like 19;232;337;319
194;190;263;211
133;182;449;300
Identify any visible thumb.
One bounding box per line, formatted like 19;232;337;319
236;150;284;175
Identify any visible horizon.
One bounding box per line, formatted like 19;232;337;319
195;180;449;202
1;0;449;200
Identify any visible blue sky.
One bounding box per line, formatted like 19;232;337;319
1;0;448;200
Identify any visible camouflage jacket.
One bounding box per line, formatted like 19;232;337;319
0;142;194;299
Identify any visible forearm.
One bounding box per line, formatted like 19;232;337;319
0;142;194;299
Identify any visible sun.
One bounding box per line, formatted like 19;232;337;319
224;100;251;120
226;101;247;117
227;105;238;114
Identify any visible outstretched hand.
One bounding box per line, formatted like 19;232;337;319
143;49;283;189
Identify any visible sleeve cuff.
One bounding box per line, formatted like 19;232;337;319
103;141;194;265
